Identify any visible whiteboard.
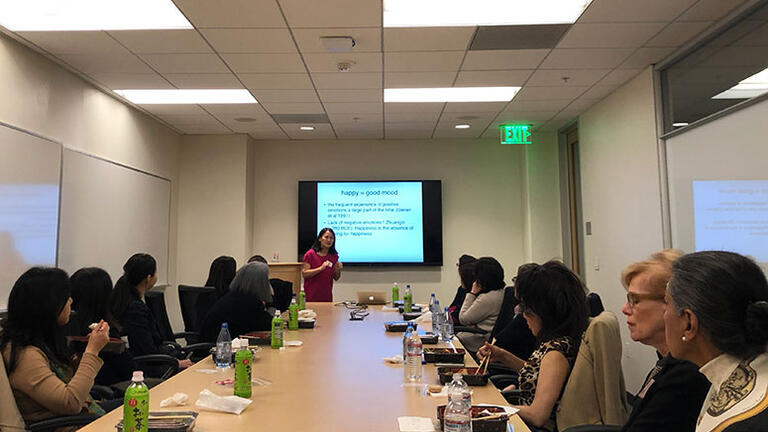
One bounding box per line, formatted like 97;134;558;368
58;149;170;285
0;123;61;309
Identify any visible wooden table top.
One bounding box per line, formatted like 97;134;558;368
80;303;530;432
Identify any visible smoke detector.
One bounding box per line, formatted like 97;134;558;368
320;36;356;53
337;61;355;72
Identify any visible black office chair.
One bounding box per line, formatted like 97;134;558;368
144;291;212;362
178;285;218;344
269;278;293;312
587;292;605;317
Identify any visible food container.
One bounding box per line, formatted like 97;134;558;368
402;312;422;321
436;405;509;432
419;332;439;344
384;321;417;332
398;305;422;313
68;336;125;354
437;367;489;386
423;347;465;364
298;319;316;329
242;331;271;346
116;411;198;431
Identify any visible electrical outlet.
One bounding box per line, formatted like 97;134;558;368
272;252;280;262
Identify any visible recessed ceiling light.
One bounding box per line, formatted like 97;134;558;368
712;67;768;99
235;117;258;123
0;0;192;31
672;122;689;127
455;124;471;129
383;0;593;27
114;89;257;104
300;126;315;131
385;87;520;103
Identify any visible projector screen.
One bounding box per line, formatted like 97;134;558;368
667;97;768;267
298;180;442;266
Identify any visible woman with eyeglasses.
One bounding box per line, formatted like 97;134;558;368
301;228;342;302
477;261;589;431
618;249;709;432
664;251;768;432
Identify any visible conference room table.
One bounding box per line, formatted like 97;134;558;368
80;303;530;432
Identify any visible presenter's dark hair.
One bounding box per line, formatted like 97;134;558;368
458;254;476;290
248;254;268;264
668;251;768;360
71;267;114;334
205;256;237;298
110;253;156;329
473;257;505;294
0;267;73;373
311;227;338;255
515;261;589;343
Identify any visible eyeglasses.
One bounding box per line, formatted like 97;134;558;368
626;292;666;308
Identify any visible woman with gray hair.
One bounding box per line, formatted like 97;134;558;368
199;262;274;343
664;251;768;432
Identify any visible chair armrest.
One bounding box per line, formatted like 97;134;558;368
454;326;488;335
562;426;622;432
133;354;180;380
489;374;519;390
28;414;100;432
181;342;214;362
90;384;116;400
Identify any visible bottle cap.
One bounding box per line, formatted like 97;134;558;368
132;371;144;382
453;373;462;380
222;322;228;329
275;310;281;317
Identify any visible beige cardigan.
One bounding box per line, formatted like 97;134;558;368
457;289;504;352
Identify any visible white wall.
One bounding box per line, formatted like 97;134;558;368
523;131;563;263
577;67;665;391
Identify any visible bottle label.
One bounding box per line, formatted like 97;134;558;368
123;385;149;432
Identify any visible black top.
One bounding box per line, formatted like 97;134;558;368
493;313;537;361
199;292;274;343
119;299;178;357
621;354;710;432
95;327;138;386
448;286;467;324
722;409;768;432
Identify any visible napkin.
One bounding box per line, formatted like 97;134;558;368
298;309;317;320
284;340;303;347
195;389;252;415
382;306;400;312
397;416;435;432
411;311;432;324
383;354;404;364
159;392;189;407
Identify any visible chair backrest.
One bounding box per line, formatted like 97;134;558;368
587;292;605;317
489;286;518;340
0;353;28;430
144;291;175;342
177;285;218;333
269;278;293;312
556;311;629;430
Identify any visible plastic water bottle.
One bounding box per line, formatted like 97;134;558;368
429;293;436;312
432;299;442;333
443;392;472;432
403;284;413;313
123;371;149;432
448;373;472;406
404;324;423;382
270;310;283;349
441;307;454;342
392;282;399;302
288;295;299;330
298;286;306;310
402;322;413;360
233;339;252;398
215;323;232;368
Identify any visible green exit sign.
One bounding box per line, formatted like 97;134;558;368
500;125;532;145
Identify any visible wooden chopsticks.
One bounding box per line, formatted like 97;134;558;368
474;337;496;375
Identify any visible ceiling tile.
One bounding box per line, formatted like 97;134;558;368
139;104;208;115
89;73;173;90
260;102;326;114
292;28;381;53
19;31;123;54
200;29;297;54
303;52;383;73
384;27;475;52
157;112;219;127
325;102;383;114
619;47;675;68
282;123;336;140
579;85;620;99
174;0;286;28
677;0;748;22
140;54;229;73
526;69;610;86
539;48;634;69
454;70;534;86
462;49;550;70
493;111;557;123
318;89;382;102
564;98;602;112
433;125;482;139
179;123;233;134
336;128;384;140
506;99;575;111
312;72;382;89
443;102;507;113
439;111;497;125
385;111;442;123
221;53;306;73
239;73;314;89
557;23;666;48
579;0;698;22
384;72;457;88
279;0;381;27
385;122;436;139
644;22;711;47
163;73;243;89
385;103;444;115
59;52;154;74
222;118;280;133
249;127;290;140
109;30;211;54
597;68;642;86
327;113;382;123
202;104;272;119
515;86;589;100
385;51;464;72
251;89;319;103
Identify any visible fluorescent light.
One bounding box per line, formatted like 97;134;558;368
300;126;315;131
385;87;520;103
712;67;768;99
0;0;192;31
114;89;257;105
672;122;689;127
383;0;592;27
455;124;471;129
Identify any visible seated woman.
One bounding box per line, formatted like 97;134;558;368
204;256;236;299
447;254;475;325
109;253;192;370
70;267;137;387
664;251;768;432
618;250;709;432
457;257;505;353
1;267;111;425
200;262;274;343
477;261;589;431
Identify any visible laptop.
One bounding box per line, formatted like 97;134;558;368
356;290;388;305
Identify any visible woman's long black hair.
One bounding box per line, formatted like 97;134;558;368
0;267;73;373
70;267;114;335
110;253;156;330
205;256;236;298
311;228;338;255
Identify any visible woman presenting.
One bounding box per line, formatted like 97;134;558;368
301;228;342;302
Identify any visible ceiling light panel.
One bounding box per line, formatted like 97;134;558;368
114;89;257;104
383;0;593;27
0;0;192;31
385;87;521;103
713;68;768;99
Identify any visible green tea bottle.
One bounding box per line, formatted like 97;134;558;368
270;310;284;349
123;371;149;432
233;339;252;398
392;282;399;302
403;284;413;313
288;294;299;330
298;286;306;310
